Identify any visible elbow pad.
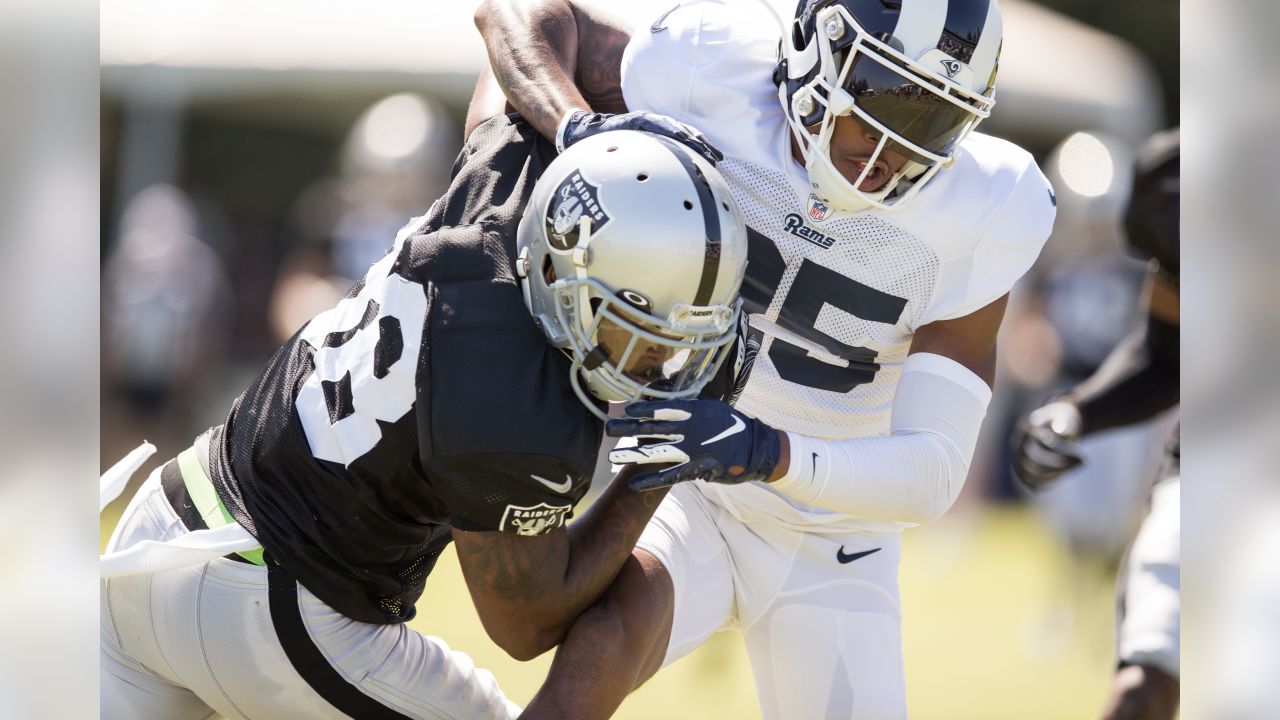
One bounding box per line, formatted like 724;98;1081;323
772;353;992;524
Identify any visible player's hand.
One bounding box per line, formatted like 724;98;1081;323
557;109;724;165
607;399;779;491
1011;399;1084;490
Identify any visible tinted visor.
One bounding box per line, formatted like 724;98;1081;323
843;51;981;163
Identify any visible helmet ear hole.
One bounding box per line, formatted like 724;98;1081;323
542;254;556;284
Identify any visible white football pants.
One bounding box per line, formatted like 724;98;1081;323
1116;477;1180;678
637;482;907;720
101;467;521;720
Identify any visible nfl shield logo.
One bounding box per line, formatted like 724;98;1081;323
807;194;831;223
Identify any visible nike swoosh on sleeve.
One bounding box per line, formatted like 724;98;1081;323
836;547;881;564
702;415;746;445
531;473;574;494
650;3;680;33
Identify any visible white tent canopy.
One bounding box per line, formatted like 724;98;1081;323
101;0;1162;146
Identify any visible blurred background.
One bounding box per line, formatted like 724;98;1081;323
93;0;1183;717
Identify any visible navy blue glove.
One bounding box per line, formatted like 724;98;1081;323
608;399;780;491
558;109;724;165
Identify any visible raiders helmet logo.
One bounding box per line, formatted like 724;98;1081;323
500;502;572;536
545;170;612;251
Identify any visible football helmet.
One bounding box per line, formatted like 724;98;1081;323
516;130;749;419
776;0;1003;212
1124;127;1179;282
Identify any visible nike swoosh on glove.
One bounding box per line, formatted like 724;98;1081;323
608;399;780;491
557;110;724;165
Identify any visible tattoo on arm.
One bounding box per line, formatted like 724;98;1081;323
560;475;668;603
456;475;665;611
476;0;630;141
452;467;668;654
453;529;565;605
572;10;630;115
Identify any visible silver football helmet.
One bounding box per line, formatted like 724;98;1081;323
516;130;748;419
777;0;1003;212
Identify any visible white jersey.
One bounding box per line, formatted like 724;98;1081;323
622;0;1055;533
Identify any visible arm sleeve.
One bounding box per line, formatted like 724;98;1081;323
770;353;992;525
621;1;782;158
619;4;703;118
1071;310;1180;436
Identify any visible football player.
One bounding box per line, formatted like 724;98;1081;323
99;122;749;719
472;0;1055;717
1013;128;1180;720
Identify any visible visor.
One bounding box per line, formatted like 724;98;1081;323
841;48;987;164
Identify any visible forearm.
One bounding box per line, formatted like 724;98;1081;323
474;0;629;142
1070;313;1179;436
454;466;666;659
770;353;992;524
514;472;667;656
774;430;969;525
553;468;668;627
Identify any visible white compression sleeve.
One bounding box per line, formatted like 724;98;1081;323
770;353;993;525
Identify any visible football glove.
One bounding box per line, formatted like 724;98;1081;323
1011;399;1085;490
608;399;780;491
557;110;724;165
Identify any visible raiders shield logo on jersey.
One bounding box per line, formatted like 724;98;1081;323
500;502;572;536
546;170;612;250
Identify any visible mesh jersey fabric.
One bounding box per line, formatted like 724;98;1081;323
209;115;603;624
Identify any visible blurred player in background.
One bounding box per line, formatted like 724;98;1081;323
269;92;461;344
101;184;233;452
474;0;1055;716
1013;128;1180;720
100;122;749;719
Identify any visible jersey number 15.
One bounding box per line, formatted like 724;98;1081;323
742;228;907;393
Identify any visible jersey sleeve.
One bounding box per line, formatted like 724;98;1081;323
620;1;781;158
414;250;603;536
426;453;589;535
919;153;1056;324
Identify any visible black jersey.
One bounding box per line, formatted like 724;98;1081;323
208;115;604;625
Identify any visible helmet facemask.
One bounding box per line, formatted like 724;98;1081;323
550;272;740;419
780;2;998;213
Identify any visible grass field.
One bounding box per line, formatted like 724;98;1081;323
102;499;1116;718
